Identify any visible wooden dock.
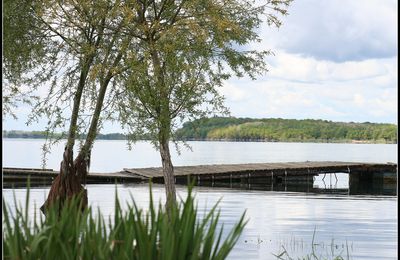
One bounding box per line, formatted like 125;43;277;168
2;167;145;185
3;161;397;186
124;161;397;181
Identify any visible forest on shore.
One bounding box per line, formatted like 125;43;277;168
175;117;397;143
3;117;397;143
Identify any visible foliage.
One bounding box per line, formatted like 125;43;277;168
118;0;292;145
116;0;292;205
176;117;398;143
3;0;55;119
3;185;246;260
4;1;147;211
4;0;138;151
3;0;47;78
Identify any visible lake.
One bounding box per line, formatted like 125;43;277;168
2;139;398;259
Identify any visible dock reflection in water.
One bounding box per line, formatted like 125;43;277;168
191;172;397;196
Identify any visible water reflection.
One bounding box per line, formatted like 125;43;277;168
190;172;397;196
4;171;396;197
2;184;397;260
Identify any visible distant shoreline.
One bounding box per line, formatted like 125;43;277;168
174;138;396;144
3;116;397;144
2;136;396;144
175;117;397;144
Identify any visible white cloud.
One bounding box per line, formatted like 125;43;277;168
219;81;250;102
222;50;397;123
258;0;397;61
266;51;393;83
353;94;365;107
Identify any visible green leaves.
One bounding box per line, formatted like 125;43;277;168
120;0;292;148
3;185;246;260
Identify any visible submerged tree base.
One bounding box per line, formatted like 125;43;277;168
40;150;89;215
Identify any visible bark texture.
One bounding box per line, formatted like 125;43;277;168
40;148;89;215
160;139;177;209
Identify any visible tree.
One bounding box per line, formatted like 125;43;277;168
36;1;140;214
4;0;140;214
118;0;292;208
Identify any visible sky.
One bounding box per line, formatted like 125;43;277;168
3;0;398;133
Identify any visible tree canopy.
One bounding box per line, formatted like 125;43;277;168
115;0;292;206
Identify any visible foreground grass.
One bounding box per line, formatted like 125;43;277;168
3;185;246;260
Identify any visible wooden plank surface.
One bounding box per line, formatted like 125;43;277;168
3;161;397;181
124;161;397;178
2;168;145;180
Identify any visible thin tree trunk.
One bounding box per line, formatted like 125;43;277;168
149;43;177;210
75;52;123;180
41;36;122;215
159;138;176;209
40;18;108;215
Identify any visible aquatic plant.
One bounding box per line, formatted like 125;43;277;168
3;184;246;260
272;229;351;260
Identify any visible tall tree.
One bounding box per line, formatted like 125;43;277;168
36;1;139;214
118;0;292;208
4;0;139;213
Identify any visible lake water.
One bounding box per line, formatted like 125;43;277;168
2;139;398;259
2;139;397;171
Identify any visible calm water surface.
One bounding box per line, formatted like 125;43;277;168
2;139;398;259
2;139;397;171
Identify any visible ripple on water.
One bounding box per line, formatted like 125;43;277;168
2;184;397;260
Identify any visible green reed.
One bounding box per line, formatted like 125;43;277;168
273;228;351;260
3;184;246;260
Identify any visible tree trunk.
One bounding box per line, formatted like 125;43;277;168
40;50;123;215
40;148;88;215
149;44;177;210
40;59;93;215
39;17;110;215
159;139;176;210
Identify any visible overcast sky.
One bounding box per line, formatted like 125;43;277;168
3;0;398;133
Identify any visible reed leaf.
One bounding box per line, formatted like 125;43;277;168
3;184;246;260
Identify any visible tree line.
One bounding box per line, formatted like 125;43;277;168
176;117;397;143
4;115;397;143
3;130;133;140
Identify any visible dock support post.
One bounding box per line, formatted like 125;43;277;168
284;170;287;191
284;170;287;184
271;171;274;191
